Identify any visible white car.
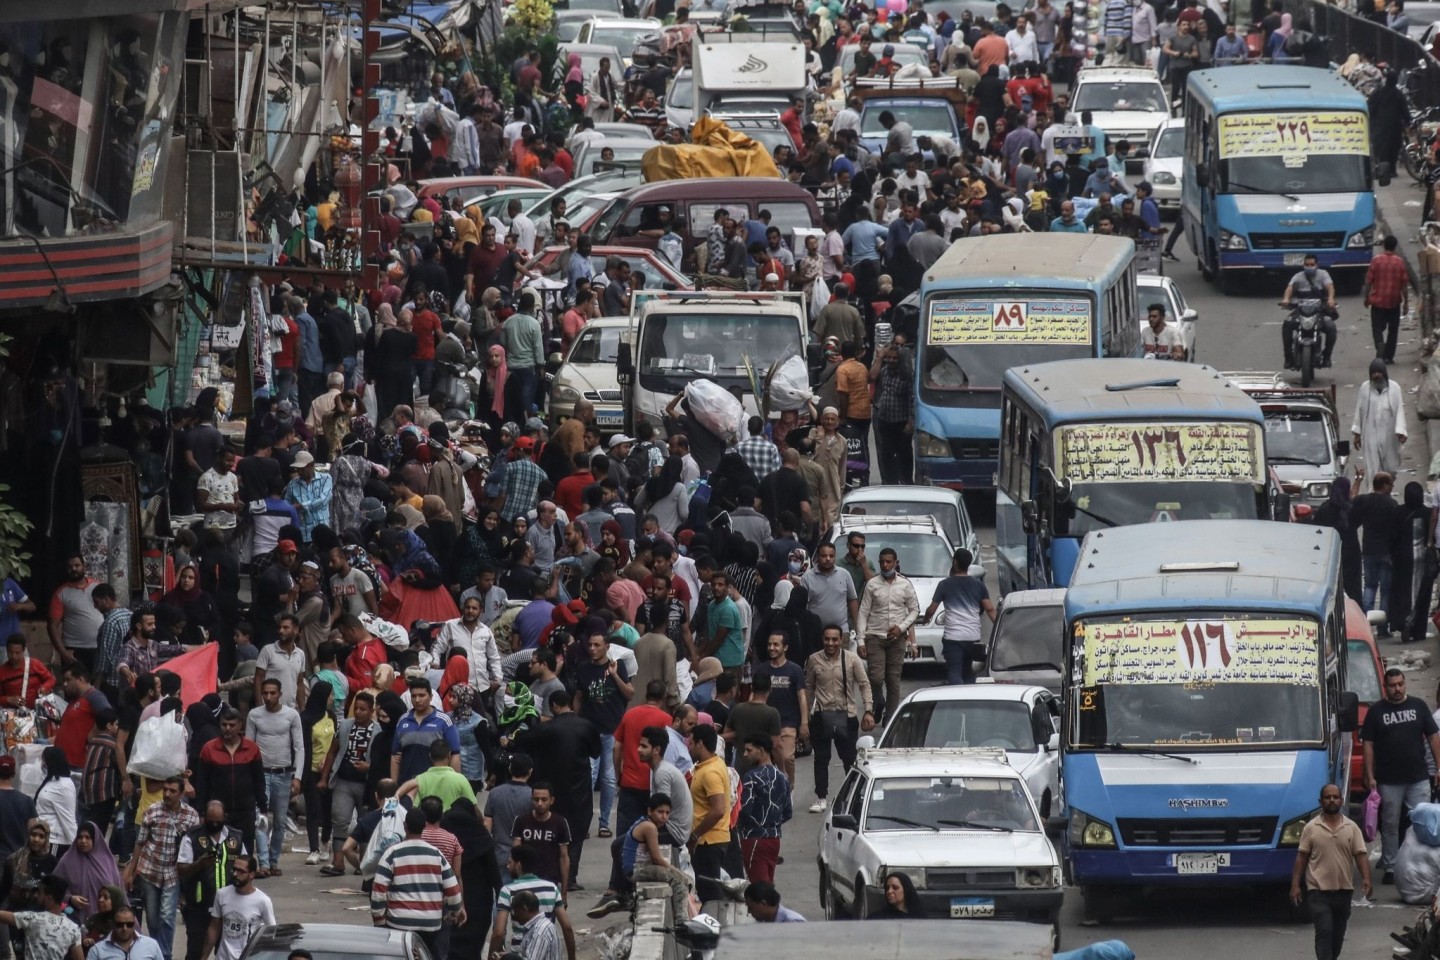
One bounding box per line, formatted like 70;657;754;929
837;484;981;566
1143;117;1184;211
571;136;658;177
860;683;1065;824
817;747;1063;937
574;17;662;66
828;514;975;664
666;68;694;134
550;317;632;428
1068;65;1170;173
1137;272;1198;362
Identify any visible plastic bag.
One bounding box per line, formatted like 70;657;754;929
1397;831;1440;903
807;277;830;323
685;379;745;444
360;797;406;877
1420;355;1440;420
1364;788;1382;842
768;355;814;412
128;715;188;779
1413;803;1440;846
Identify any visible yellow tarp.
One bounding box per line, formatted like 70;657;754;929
640;117;782;182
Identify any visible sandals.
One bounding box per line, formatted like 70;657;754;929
256;868;272;879
270;867;284;877
597;827;613;838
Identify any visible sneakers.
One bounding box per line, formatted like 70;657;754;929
587;893;628;919
808;798;827;813
1161;251;1180;262
305;851;324;865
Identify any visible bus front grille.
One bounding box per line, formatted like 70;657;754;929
1117;816;1277;846
948;439;999;460
1249;232;1345;250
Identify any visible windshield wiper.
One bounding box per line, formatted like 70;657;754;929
867;815;939;831
995;661;1062;672
937;819;1014;833
1227;181;1300;202
1071;502;1123;529
1267;455;1326;466
1104;742;1198;764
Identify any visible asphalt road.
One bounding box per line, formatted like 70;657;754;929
198;247;1437;959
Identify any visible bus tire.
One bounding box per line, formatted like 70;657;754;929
1079;884;1115;926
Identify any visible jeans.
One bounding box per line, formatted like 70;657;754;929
413;359;436;398
341;356;357;389
1372;305;1402;362
633;862;691;923
1363;555;1394;632
942;639;979;685
274;368;298;404
330;778;366;855
592;733;617;830
137;877;179;960
1307;888;1353;960
506;368;538;419
692;842;727;904
1129;39;1150;64
262;771;293;868
1379;779;1430;869
811;710;858;800
608;787;650;893
862;635;906;724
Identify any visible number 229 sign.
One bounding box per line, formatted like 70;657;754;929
992;302;1027;331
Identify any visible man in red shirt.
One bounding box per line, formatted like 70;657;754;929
0;635;53;708
605;682;676;894
465;223;508;304
409;289;442;397
554;454;595;519
1363;235;1411;365
55;662;111;768
272;299;300;405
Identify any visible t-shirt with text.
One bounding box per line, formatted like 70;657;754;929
1361;695;1440;784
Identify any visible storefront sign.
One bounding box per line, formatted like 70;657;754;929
927;297;1092;345
1217;111;1369;159
1057;421;1264;483
1080;618;1319;686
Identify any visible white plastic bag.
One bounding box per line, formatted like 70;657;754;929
128;715;188;779
362;613;410;651
768;355;814;412
360;797;406;877
1396;831;1440;903
684;379;745;444
807;277;830;324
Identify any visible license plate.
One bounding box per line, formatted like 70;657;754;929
1283;253;1307;267
950;897;995;918
1173;853;1231;874
596;412;624;426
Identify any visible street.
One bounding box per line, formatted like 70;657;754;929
234;241;1439;959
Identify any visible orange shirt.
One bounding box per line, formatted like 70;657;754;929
836;358;870;419
973;34;1009;74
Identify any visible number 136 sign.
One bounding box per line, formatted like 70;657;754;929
992;302;1028;331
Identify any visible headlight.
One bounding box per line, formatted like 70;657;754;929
1069;809;1117;848
879;866;926;889
1151;171;1177;185
1306;482;1331;500
915;430;950;459
1218;229;1248;251
1348;227;1376;249
552;383;581;403
1016;866;1061;888
1279;809;1319;847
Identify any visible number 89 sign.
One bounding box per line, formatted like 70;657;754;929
992;302;1027;331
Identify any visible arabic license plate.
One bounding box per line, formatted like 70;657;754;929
950;897;995;918
596;412;624;427
1283;253;1307;267
1173;853;1231;875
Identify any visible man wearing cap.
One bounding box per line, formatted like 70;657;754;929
284;451;332;544
500;437;548;521
252;542;298;648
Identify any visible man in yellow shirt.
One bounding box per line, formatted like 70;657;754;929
687;724;731;904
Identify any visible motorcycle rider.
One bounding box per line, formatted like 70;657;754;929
1280;253;1338;370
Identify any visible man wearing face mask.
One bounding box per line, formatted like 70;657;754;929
178;801;248;960
1280;253;1339;370
856;548;919;723
1352;359;1409;491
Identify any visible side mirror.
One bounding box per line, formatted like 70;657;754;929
831;813;856;831
1368;609;1388;627
1181;308;1198;322
1046;732;1061;752
1294;503;1313;521
617;342;634;385
1338;690;1360;733
856;735;876;752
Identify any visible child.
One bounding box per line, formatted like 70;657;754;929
82;709;125;841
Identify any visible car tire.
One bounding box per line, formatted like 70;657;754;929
822;869;849;920
855;878;870;920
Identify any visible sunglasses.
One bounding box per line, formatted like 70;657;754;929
114;922;136;928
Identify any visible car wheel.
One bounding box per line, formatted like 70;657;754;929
818;865;830;913
855;878;870;919
823;870;849;920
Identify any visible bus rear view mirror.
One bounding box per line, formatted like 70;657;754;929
617;342;634;384
1337;691;1360;733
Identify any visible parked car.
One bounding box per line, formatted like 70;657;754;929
550;316;633;428
860;683;1064;823
572;136;659;178
984;589;1065;694
1143;117;1184;212
417;175;547;207
837;484;980;564
817;747;1063;940
1137;272;1197;361
241;924;433;960
574;17;662;65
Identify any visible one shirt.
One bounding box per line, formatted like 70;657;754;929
210;887;277;960
1361;695;1439;784
931;574;990;642
512;812;573;885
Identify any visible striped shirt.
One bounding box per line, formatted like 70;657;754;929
517;913;564;960
82;733;120;804
498;874;560;949
370;838;462;931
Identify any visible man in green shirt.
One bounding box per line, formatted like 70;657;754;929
397;738;477;810
837;532;874;596
703;571;746;677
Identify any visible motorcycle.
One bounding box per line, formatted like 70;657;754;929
1283;298;1327;388
653;916;722;960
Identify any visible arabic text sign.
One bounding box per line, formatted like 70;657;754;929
927;298;1092;346
1217;111;1370;160
1057;421;1264;483
1081;618;1320;687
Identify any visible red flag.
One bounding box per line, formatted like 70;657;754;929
165;643;219;708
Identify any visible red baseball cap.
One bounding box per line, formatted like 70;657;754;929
276;539;298;554
514;436;536;451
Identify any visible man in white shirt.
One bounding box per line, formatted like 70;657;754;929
196;449;242;536
1006;15;1039;62
437;596;504;693
203;855;275;960
831;96;862;133
450;110;481;175
503;106;529;148
1141;304;1183;359
895;154;931;200
507;198;537;256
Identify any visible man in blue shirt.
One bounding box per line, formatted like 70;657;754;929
391;677;461;783
1083;159;1125;198
291;295;326;414
842;211;888;265
1134;181;1165;240
1050;200;1090;234
1213;22;1247;64
0;578;33;642
885;202;923;271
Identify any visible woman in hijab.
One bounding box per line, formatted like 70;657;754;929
782;583;824;662
637;456;689;535
2;820;56;914
53;822;123;921
973;66;1005;129
35;747;77;853
1396;481;1434;643
160;564;218;647
484;345;509;429
82;885;127;950
368;691;407;800
377;528;460;626
300;681;336;865
597;519;630;569
1314;476;1361;602
332;434;388;540
872;871;925;918
372;306;419;415
420;495;459;584
439;798;502;959
563;52;585;119
444;681;487;791
1266;12;1293;62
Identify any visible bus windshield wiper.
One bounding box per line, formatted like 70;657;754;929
995;661;1062;672
1227;181;1300;202
1267;455;1326;465
1072;502;1122;529
1104;742;1198;764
